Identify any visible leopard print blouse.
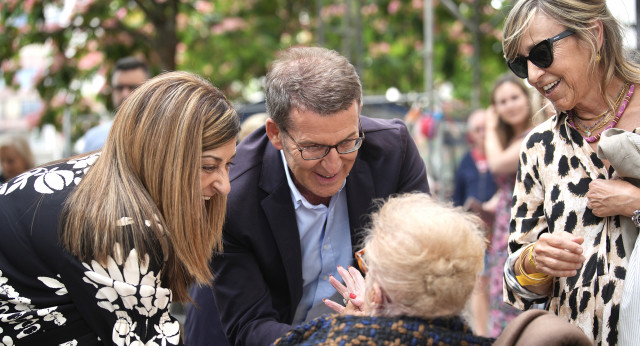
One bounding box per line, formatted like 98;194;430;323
505;112;631;345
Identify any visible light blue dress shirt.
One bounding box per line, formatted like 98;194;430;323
82;120;113;153
278;151;353;325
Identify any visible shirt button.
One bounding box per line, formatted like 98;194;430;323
323;245;328;250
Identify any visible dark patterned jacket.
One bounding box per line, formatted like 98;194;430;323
273;314;494;345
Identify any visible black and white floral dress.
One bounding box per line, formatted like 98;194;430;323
0;155;181;345
504;113;631;345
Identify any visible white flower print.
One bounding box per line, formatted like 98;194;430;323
152;311;181;345
1;269;69;342
60;341;78;346
38;275;68;295
112;313;141;346
33;167;75;194
1;335;14;346
39;307;66;326
68;154;99;171
0;154;97;195
82;244;177;345
0;168;44;195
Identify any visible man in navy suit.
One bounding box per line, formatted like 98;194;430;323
185;47;429;345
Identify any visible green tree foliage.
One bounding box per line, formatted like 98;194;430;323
0;0;509;139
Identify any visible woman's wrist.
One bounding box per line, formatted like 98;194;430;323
516;243;552;287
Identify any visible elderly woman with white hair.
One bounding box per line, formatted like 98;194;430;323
273;193;494;345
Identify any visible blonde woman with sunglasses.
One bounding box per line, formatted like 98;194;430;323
502;0;640;344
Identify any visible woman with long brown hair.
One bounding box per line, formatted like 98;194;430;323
0;71;239;345
483;73;534;337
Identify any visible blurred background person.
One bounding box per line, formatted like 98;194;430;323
501;0;640;343
275;193;494;345
0;71;240;344
238;112;269;143
484;73;534;337
81;56;151;153
530;89;556;126
452;109;497;337
0;134;35;183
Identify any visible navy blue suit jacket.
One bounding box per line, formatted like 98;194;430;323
185;116;429;345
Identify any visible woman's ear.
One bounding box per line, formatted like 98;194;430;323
265;118;284;150
371;283;384;306
593;19;604;51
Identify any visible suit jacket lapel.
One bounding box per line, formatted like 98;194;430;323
259;146;303;317
345;156;376;250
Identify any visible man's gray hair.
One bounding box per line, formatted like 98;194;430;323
265;47;362;130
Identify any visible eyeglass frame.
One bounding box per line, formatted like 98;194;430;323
507;29;574;79
281;121;365;160
355;248;367;275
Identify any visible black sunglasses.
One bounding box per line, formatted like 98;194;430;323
507;30;574;79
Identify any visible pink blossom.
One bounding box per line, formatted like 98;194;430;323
321;4;346;20
102;18;117;29
1;60;17;74
116;8;127;20
24;0;36;13
176;42;187;53
387;0;401;14
459;43;474;56
449;21;465;40
176;13;189;30
49;52;66;74
78;51;104;70
211;17;246;35
361;4;378;16
116;32;134;46
369;42;391;58
195;1;214;13
74;0;97;14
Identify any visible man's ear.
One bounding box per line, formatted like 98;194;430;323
265;118;284;150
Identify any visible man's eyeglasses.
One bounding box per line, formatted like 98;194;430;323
283;122;365;160
355;248;367;275
113;84;141;92
507;29;574;79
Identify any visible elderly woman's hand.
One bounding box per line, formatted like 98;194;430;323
587;178;639;217
532;231;585;278
323;265;366;315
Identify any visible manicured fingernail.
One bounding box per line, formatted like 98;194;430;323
322;298;326;302
329;274;333;278
337;265;342;268
350;293;356;299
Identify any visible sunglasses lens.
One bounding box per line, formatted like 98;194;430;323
507;57;528;79
529;41;554;68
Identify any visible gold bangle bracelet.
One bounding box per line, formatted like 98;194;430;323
528;243;537;271
516;244;551;287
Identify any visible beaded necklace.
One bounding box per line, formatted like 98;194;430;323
573;109;610;136
572;82;628;136
568;82;635;143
